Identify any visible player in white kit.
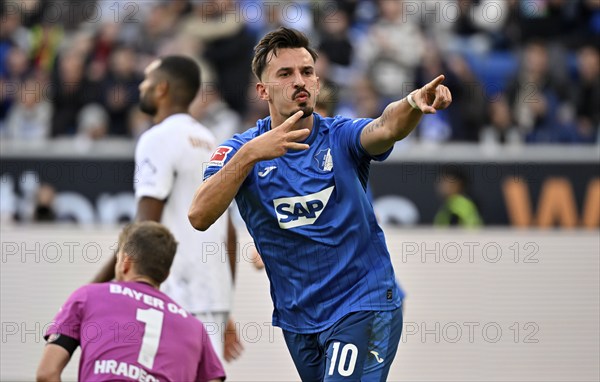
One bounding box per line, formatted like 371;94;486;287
93;55;242;362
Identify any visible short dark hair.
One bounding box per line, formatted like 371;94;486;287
252;27;318;80
156;55;201;107
440;166;468;189
119;221;178;284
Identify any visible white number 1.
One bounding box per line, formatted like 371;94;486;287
328;342;358;377
136;308;164;369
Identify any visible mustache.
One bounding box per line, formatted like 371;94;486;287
292;88;310;99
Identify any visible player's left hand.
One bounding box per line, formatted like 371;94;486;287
412;74;452;114
224;317;244;362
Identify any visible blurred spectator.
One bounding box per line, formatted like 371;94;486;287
434;167;482;228
314;84;339;117
445;54;488;141
14;0;48;28
414;38;486;142
517;0;575;44
29;20;64;74
99;46;142;136
133;2;183;60
317;3;354;84
245;0;314;36
357;0;424;100
0;4;30;52
413;41;455;143
6;76;51;140
504;40;573;142
180;0;255;116
190;83;242;145
495;0;522;50
313;49;337;90
431;0;510;55
76;103;109;140
569;0;600;49
33;183;56;222
337;76;383;120
49;49;93;136
480;95;522;145
4;46;31;79
66;29;95;59
572;45;600;143
1;47;31;125
86;22;122;83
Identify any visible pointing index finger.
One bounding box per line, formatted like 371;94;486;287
425;74;445;91
278;110;304;131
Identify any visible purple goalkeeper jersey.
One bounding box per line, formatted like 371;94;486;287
45;281;225;382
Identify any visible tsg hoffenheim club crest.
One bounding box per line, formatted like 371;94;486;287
314;148;333;172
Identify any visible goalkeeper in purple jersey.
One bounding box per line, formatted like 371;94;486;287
37;222;225;382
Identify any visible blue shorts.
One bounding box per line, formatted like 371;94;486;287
282;307;403;381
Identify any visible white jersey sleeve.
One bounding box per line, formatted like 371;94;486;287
134;131;176;200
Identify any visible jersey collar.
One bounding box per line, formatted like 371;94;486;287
157;113;193;127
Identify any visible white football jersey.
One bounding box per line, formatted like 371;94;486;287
135;113;232;313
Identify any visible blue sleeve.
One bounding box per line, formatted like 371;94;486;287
331;116;394;163
203;137;245;181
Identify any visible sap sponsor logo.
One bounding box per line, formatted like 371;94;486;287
273;186;334;229
94;360;159;382
207;146;233;167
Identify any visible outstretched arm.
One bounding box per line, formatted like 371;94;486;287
360;75;452;156
189;111;310;231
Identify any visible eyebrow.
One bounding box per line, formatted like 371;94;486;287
275;65;314;73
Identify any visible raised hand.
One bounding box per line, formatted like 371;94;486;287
412;75;453;114
247;110;311;161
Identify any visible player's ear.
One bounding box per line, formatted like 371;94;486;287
122;253;134;274
315;76;320;96
156;80;169;99
256;82;269;101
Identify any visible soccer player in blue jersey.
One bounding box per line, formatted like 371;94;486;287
189;27;452;381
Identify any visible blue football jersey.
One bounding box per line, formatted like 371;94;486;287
204;113;402;333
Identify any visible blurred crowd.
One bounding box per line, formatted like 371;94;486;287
1;0;599;145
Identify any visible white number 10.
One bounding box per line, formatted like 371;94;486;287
328;342;358;377
136;308;164;369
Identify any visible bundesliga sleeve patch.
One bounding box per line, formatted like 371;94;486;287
207;146;233;167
